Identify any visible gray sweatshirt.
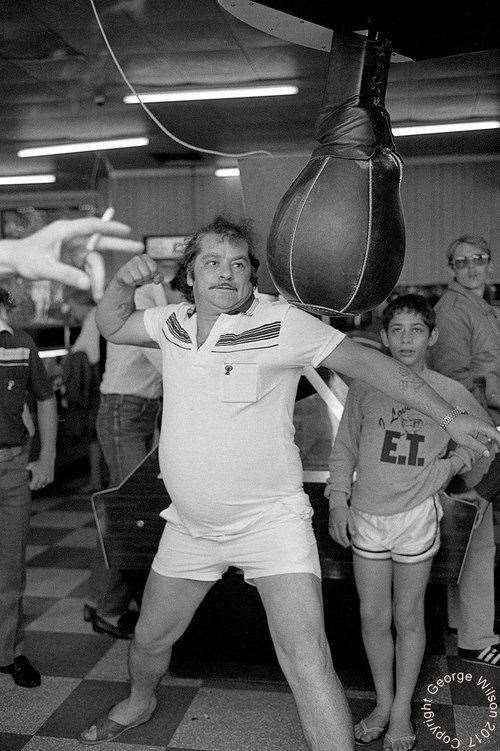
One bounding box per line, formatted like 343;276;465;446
329;368;492;515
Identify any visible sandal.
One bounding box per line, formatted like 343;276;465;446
382;721;416;751
79;697;157;745
355;716;389;746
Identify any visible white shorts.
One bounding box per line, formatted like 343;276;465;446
151;516;321;584
349;495;443;564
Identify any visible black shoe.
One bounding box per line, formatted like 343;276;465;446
458;645;500;667
83;604;134;639
0;655;41;688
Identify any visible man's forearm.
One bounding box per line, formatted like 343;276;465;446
96;276;136;338
324;341;453;426
381;354;451;423
37;397;57;461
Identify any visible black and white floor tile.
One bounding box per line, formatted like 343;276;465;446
1;490;498;751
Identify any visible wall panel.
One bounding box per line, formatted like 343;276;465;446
0;157;496;291
108;169;245;277
400;157;499;285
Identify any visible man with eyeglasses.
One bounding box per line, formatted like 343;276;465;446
431;235;500;667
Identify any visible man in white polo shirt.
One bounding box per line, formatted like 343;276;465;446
81;216;500;751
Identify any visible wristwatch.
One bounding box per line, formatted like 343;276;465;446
439;408;467;431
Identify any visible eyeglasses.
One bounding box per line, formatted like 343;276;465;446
450;254;490;270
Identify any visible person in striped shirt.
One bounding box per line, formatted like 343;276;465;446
0;287;57;688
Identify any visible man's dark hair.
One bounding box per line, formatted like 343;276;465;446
382;293;436;332
175;216;259;303
0;287;15;311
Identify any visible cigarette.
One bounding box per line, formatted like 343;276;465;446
86;207;115;252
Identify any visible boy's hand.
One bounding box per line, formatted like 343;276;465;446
116;255;164;288
328;507;350;547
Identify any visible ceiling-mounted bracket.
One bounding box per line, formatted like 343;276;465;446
217;0;412;61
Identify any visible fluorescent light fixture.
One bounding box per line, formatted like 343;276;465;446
124;85;298;103
39;348;68;359
18;137;149;157
0;174;56;185
215;167;240;178
392;121;500;137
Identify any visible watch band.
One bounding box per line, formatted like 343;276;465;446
439;407;467;431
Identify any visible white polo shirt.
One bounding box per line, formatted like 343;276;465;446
100;283;168;399
143;298;344;538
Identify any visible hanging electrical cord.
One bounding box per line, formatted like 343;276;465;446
89;0;272;159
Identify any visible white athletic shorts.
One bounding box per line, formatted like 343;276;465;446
349;495;443;563
151;515;321;584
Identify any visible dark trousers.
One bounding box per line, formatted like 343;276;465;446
0;446;31;664
93;393;159;616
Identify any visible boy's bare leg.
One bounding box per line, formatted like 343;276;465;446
352;555;394;742
107;571;213;724
255;573;354;751
390;558;433;750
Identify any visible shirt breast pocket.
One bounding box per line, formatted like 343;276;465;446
218;362;259;403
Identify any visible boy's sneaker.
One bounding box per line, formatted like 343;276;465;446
458;645;500;667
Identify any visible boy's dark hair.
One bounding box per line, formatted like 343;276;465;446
0;287;15;311
382;293;436;332
175;216;259;304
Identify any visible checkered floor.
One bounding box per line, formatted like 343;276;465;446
1;489;498;751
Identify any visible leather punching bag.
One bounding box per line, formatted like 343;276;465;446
267;31;405;315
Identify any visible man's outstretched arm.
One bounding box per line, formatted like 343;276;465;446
96;255;164;345
321;336;500;456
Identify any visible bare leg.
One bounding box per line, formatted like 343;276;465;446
386;558;433;751
255;573;354;751
352;554;394;742
109;571;213;724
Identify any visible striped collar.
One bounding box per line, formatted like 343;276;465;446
227;293;257;315
0;318;13;335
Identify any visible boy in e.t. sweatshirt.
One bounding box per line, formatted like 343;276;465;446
328;294;492;751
